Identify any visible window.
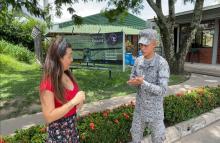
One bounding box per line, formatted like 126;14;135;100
180;20;215;49
194;20;215;48
202;29;215;47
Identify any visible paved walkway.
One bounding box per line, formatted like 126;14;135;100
1;73;220;138
167;73;220;95
174;120;220;143
184;62;220;77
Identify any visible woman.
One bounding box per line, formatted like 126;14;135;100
39;36;85;143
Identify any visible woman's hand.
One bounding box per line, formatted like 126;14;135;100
76;102;84;112
70;91;85;106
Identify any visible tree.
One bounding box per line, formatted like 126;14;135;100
0;0;44;23
1;0;83;26
146;0;204;74
3;0;206;74
102;0;205;74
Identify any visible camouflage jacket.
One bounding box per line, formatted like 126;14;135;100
130;53;170;121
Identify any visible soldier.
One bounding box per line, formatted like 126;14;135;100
127;29;170;143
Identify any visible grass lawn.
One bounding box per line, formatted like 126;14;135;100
0;65;189;120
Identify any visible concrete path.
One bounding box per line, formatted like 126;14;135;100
141;108;220;143
184;62;220;77
167;73;220;95
1;73;220;136
174;120;220;143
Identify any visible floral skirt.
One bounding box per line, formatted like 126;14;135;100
47;114;80;143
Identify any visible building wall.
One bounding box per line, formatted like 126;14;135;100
186;48;212;64
217;19;220;64
184;20;216;64
198;48;212;64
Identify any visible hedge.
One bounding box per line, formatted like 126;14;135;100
3;86;220;143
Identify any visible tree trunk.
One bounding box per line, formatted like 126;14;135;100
147;0;204;74
150;0;175;70
172;55;185;74
175;0;204;74
158;25;178;74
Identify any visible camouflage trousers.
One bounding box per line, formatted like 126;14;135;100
130;111;165;143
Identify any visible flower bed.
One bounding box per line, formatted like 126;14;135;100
3;86;220;143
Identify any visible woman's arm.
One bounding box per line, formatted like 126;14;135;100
40;90;85;123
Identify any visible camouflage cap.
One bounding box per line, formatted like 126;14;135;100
138;29;157;45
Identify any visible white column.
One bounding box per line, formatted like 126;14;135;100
212;19;219;64
122;32;126;72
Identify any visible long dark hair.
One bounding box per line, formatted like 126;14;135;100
42;36;76;103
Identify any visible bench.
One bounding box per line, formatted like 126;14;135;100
69;65;112;79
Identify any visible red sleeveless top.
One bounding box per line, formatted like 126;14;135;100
39;78;79;118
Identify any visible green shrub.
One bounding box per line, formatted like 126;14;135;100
0;17;46;51
207;86;220;106
78;103;135;143
3;125;47;143
0;40;35;63
3;86;220;143
164;87;219;125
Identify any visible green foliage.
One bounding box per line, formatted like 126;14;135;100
103;0;144;23
3;125;47;143
207;85;220;106
78;104;135;143
0;40;35;64
0;19;33;50
164;87;219;125
3;86;220;143
0;16;46;51
0;0;45;23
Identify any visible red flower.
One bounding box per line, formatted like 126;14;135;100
0;137;5;143
123;113;130;119
114;119;119;124
102;111;108;118
89;122;95;130
176;93;184;97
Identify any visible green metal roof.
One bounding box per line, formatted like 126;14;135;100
59;13;146;29
47;13;147;36
47;24;142;36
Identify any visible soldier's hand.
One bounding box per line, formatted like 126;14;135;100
127;76;144;86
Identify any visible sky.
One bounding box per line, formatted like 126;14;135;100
39;0;219;23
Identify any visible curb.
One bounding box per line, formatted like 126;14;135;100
141;107;220;143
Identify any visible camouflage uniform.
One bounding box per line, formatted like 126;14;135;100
130;53;170;143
